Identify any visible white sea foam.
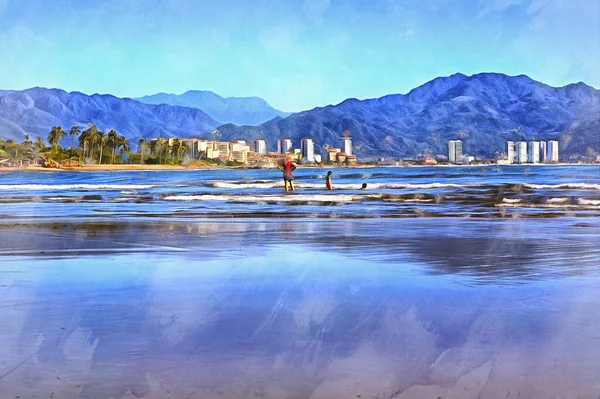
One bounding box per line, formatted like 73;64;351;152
164;194;360;203
579;198;600;206
546;197;571;203
523;183;600;190
384;183;476;189
211;180;379;190
210;180;473;190
502;198;522;203
0;184;155;191
496;203;600;209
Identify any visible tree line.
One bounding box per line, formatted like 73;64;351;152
0;124;195;166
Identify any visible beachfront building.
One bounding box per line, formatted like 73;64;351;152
326;148;341;164
231;151;247;164
448;140;463;164
206;148;220;159
341;137;352;156
277;138;293;154
217;142;230;158
314;154;322;163
346;155;357;165
516;141;528;164
336;152;347;165
547;140;559;163
462;155;475;164
528;141;540;163
540;141;547;163
505;141;516;164
252;139;267;155
301;138;315;163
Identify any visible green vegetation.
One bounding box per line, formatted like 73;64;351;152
0;124;142;167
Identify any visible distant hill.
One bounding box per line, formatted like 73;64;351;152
135;90;290;126
0;87;220;142
212;73;600;159
1;74;598;159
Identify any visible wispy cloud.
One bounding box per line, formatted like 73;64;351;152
302;0;330;25
477;0;525;17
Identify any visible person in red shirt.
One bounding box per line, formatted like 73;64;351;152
326;171;333;190
278;157;297;192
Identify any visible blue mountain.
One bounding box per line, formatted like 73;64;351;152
0;87;220;142
212;73;600;159
135;90;290;126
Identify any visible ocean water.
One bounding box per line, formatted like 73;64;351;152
0;165;599;398
0;165;599;220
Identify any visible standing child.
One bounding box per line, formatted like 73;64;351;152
326;171;333;190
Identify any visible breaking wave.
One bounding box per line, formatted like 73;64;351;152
0;184;155;191
164;194;360;203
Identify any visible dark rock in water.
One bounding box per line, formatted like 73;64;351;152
81;195;103;201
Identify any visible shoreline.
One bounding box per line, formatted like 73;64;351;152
0;162;596;173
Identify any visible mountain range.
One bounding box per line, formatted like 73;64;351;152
213;73;600;159
0;88;220;142
135;90;289;126
0;73;598;158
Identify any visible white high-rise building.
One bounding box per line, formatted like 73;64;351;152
301;138;315;163
516;141;528;164
528;141;540;163
539;141;547;163
547;140;559;163
342;137;352;156
252;139;267;155
448;140;463;164
277;138;292;154
505;141;516;164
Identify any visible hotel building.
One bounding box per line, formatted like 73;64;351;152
516;141;528;164
448;140;463;164
252;139;267;155
277;138;293;154
547;140;559;163
539;141;547;163
341;137;353;156
528;141;540;164
301;138;315;163
505;141;516;164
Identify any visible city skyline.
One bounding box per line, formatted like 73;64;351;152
1;0;598;111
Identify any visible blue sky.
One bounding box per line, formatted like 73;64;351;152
0;0;598;111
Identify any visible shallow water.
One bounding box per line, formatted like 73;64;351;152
0;165;599;220
0;167;599;398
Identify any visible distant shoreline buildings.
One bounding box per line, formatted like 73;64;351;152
504;140;559;164
148;134;356;166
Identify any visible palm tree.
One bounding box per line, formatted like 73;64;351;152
178;140;188;163
69;126;81;162
116;135;130;163
21;135;33;159
81;124;99;163
34;136;46;152
107;129;118;164
138;138;147;164
169;138;180;163
48;126;66;149
154;140;165;164
97;131;106;164
78;130;89;164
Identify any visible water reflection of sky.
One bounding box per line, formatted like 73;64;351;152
1;217;600;398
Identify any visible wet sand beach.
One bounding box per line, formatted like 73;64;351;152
0;166;599;398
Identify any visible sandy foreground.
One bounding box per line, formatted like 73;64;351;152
0;218;599;398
